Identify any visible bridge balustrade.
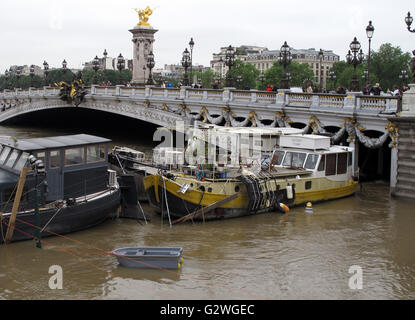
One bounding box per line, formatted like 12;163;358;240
0;87;401;114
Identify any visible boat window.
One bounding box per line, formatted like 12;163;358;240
0;146;11;165
348;152;353;167
87;145;106;163
35;152;46;167
318;155;326;172
50;150;61;168
65;148;85;166
337;153;348;175
14;152;30;172
271;151;285;166
5;149;20;168
305;154;319;170
305;181;312;190
282;152;307;168
326;154;337;176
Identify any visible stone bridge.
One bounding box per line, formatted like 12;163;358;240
1;85;412;198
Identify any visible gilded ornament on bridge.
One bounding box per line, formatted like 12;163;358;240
54;72;87;107
134;6;153;28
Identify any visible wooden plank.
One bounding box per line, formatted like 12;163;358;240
172;193;238;225
5;167;29;244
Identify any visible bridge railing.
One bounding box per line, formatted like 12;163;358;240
0;86;401;114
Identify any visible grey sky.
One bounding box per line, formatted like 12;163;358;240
1;0;414;73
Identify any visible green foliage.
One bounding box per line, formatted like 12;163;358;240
370;43;411;90
227;60;260;90
331;43;411;91
264;61;314;89
193;69;217;89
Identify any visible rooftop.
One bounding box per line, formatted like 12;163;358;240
0;134;111;152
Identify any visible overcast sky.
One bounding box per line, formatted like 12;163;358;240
1;0;414;73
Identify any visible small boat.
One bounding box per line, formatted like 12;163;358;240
111;247;183;269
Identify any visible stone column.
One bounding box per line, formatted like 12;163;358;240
129;27;158;86
401;83;415;117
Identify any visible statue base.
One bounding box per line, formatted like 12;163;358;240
129;27;158;86
401;83;415;117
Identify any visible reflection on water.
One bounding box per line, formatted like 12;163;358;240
0;124;414;300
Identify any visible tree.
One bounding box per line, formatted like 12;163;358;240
227;60;260;90
264;61;314;89
193;69;217;89
370;43;412;91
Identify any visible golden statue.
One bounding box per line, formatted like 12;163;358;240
134;6;153;28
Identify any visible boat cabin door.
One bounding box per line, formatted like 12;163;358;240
45;150;63;201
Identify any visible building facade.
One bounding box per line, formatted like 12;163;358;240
211;45;340;88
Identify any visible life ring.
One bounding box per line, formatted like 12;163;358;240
276;202;290;214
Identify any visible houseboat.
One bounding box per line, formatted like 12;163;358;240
0;134;121;244
142;127;359;221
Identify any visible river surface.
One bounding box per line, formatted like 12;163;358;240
0;123;414;300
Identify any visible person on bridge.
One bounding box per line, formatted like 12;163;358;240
370;83;383;96
362;82;371;95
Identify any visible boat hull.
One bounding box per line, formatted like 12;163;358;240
112;247;183;269
144;175;292;221
0;189;121;244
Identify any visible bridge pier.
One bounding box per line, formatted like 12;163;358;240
390;84;415;199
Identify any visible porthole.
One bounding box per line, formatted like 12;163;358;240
199;186;205;192
208;188;213;193
235;186;240;192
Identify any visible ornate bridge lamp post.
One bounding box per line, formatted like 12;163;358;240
346;37;364;92
181;48;191;86
224;45;236;87
92;56;100;85
405;12;415;84
117;54;125;85
362;69;369;84
319;49;324;89
189;38;195;85
62;59;67;75
146;51;155;85
4;70;9;90
399;69;409;87
366;21;375;84
16;68;22;89
30;65;35;87
43;61;49;86
278;41;292;89
259;72;265;90
236;75;243;89
328;70;336;92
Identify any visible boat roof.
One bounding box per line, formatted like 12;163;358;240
276;145;354;154
0;134;111;152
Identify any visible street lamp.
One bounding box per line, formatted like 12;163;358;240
346;37;364;92
189;38;195;85
278;41;292;89
146;51;155;85
405;12;415;32
405;12;415;84
30;65;35;87
224;45;236;87
259;72;265;90
362;69;369;84
366;21;375;84
117;53;125;85
92;55;100;85
43;61;50;86
62;59;67;75
181;48;191;86
319;49;324;89
328;70;336;92
4;70;9;90
399;69;409;86
236;75;243;89
16;68;22;89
